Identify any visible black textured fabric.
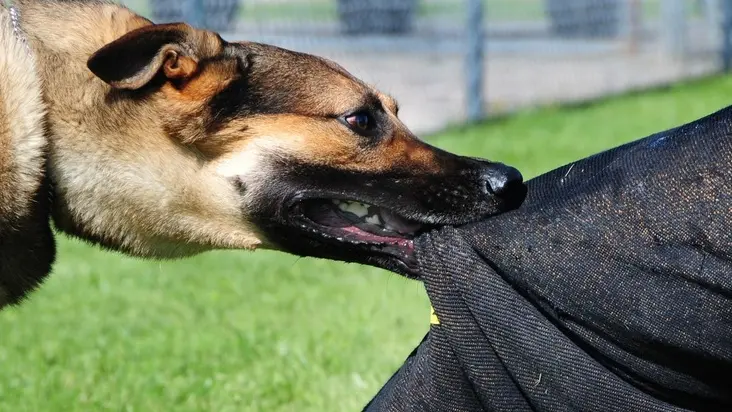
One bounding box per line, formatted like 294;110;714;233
365;105;732;411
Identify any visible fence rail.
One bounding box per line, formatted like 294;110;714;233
120;0;728;135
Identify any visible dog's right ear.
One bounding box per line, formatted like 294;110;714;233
87;23;204;90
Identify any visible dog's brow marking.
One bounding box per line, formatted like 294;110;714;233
381;94;399;113
317;55;358;83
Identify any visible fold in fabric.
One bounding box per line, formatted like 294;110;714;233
365;105;732;411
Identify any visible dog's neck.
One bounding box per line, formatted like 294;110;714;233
6;4;29;52
17;1;149;81
14;1;263;258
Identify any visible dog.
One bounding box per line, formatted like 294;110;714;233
0;0;527;308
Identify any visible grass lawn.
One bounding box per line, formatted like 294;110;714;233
2;74;732;411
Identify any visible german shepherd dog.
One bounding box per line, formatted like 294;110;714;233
0;0;527;308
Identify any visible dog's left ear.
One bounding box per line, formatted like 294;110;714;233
87;23;209;90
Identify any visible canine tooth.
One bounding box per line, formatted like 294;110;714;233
365;215;381;225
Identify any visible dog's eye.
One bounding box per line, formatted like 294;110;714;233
345;112;374;132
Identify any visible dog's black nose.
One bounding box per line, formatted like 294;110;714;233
481;163;525;200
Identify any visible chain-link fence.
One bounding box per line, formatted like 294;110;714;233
119;0;727;135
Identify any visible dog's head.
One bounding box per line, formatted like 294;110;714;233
71;22;526;276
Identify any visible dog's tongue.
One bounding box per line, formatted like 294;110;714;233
303;200;423;240
379;209;423;235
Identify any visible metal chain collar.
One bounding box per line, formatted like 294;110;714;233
2;0;31;53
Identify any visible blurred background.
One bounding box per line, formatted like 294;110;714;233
123;0;727;135
2;1;732;411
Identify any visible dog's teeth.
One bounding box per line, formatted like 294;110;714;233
365;215;381;225
341;201;369;218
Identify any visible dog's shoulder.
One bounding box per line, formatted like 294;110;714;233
0;7;55;308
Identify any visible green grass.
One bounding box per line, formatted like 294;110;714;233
432;76;732;180
3;75;732;411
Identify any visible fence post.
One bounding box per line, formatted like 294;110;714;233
625;0;643;54
466;0;485;123
723;0;732;71
183;0;205;28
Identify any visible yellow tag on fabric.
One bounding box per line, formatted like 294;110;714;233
430;305;440;325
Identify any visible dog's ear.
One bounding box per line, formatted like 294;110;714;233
87;23;205;90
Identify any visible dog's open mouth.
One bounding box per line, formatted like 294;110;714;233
293;199;429;260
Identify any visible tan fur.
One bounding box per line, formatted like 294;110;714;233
15;1;266;258
12;0;440;259
0;5;53;308
0;0;525;306
0;7;46;223
212;115;441;175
